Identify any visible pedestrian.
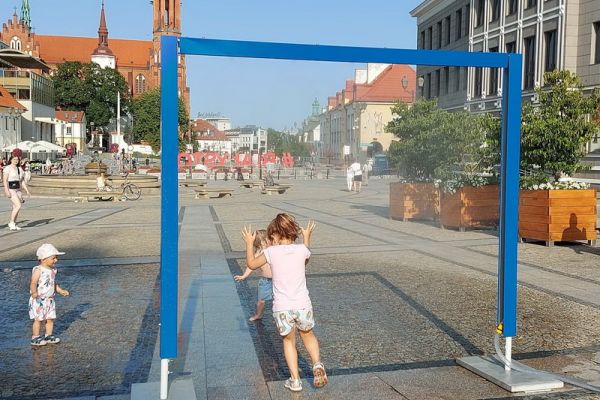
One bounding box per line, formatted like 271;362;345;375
346;166;353;191
362;161;371;187
3;155;30;231
241;213;327;392
21;159;32;183
234;229;272;321
350;159;362;193
29;243;70;346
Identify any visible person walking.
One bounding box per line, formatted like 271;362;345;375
29;243;70;346
3;155;30;231
242;214;327;392
350;159;362;192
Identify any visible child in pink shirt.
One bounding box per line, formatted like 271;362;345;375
242;213;327;392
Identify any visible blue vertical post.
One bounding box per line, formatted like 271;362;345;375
160;35;178;359
497;54;522;337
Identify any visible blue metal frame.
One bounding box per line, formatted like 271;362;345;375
160;37;522;358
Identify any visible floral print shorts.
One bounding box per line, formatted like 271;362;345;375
273;308;314;336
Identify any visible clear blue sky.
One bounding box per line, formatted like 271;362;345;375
4;0;423;130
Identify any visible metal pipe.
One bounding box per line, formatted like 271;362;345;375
160;358;169;399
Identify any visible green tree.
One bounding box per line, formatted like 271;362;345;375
131;87;189;151
267;128;310;157
386;99;486;181
521;70;600;180
52;62;130;129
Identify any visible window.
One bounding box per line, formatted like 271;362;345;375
444;66;450;95
526;0;537;9
594;22;600;64
474;68;483;97
4;117;7;131
456;9;463;40
466;5;471;33
507;0;518;15
455;67;461;92
445;16;451;45
463;67;468;90
506;41;516;53
524;35;536;89
135;74;147;94
489;47;499;95
420;31;425;49
544;30;557;72
426;73;432;99
437;21;443;48
10;36;21;51
491;0;501;22
66;126;72;135
476;0;485;27
428;27;433;50
435;69;441;97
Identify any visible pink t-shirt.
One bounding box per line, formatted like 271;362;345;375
263;243;312;312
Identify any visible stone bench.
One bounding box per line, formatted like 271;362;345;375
76;190;122;202
179;180;207;188
194;188;234;199
262;184;292;195
240;181;263;189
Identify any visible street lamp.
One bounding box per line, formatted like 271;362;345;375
418;76;425;99
401;75;416;102
90;121;95;149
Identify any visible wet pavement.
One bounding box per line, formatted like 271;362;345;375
1;178;600;399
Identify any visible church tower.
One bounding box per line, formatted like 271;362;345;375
91;1;115;69
20;0;31;28
150;0;189;113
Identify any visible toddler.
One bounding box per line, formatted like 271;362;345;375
234;229;273;321
29;244;70;346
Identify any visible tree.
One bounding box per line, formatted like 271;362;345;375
386;99;486;181
521;70;600;181
130;87;189;151
52;62;130;129
266;128;310;157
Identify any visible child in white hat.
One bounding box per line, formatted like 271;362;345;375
29;244;70;346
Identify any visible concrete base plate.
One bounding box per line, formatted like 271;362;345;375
457;356;564;393
131;378;197;400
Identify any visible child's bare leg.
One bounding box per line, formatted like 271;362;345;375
45;319;54;336
32;320;41;338
299;329;321;364
249;300;266;321
282;330;300;380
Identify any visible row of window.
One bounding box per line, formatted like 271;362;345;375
423;30;557;100
475;0;541;28
419;5;469;50
419;1;555;51
1;116;18;131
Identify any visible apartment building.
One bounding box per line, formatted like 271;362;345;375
411;0;600;118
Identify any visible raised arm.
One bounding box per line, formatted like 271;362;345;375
301;220;316;247
241;225;267;270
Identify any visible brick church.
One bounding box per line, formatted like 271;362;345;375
0;0;190;108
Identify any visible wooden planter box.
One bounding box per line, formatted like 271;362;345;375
440;185;500;231
389;182;439;221
519;189;597;246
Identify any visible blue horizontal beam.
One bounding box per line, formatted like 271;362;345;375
180;37;509;69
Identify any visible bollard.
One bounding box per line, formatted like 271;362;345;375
278;169;280;180
326;168;329;179
294;168;297;179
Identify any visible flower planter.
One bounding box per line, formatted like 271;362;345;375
389;182;439;221
519;189;597;246
440;185;500;231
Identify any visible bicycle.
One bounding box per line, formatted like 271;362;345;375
119;172;142;201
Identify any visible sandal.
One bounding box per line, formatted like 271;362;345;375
313;362;328;388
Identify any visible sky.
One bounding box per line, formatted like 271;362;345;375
3;0;424;130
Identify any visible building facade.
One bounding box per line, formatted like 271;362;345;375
54;110;86;150
319;64;416;163
412;0;600;120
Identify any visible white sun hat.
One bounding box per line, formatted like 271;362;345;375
36;243;65;260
